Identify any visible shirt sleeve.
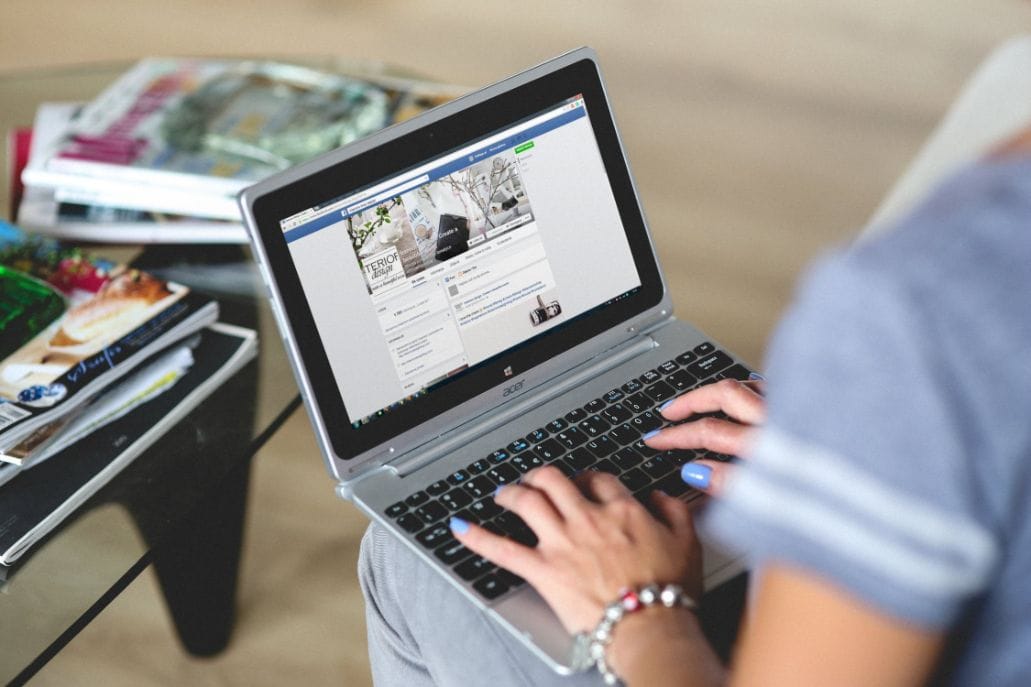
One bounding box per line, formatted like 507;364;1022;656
701;192;1008;628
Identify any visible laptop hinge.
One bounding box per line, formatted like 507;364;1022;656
388;332;659;477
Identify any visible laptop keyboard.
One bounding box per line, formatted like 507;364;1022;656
382;342;753;602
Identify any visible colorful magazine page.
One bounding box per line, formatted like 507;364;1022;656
0;220;218;450
0;323;257;566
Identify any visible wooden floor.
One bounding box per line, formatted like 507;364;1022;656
1;0;1028;684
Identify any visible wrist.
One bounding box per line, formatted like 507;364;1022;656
606;605;704;680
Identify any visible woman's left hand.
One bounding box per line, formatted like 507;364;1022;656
450;466;701;635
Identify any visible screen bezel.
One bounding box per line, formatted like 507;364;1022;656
249;56;665;461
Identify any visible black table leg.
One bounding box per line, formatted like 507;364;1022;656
148;457;252;656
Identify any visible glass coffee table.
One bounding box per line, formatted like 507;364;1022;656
0;59;408;685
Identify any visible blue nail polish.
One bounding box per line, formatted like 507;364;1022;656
449;517;470;535
642;429;661;441
681;463;712;489
494;484;505;498
659;398;676;412
748;371;766;381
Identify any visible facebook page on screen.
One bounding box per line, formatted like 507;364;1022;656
281;96;642;427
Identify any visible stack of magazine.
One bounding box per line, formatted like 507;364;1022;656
0;220;257;566
13;57;465;243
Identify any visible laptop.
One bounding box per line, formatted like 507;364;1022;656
239;47;751;673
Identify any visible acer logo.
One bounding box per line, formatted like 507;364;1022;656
502;380;525;397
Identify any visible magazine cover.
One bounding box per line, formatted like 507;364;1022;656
21;59;466;220
0;220;218;452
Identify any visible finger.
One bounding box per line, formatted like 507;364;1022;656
648;490;693;537
450;517;539;579
575;469;632;503
658;379;766;425
520;465;591;520
493;482;565;540
645;416;756;455
680;459;734;496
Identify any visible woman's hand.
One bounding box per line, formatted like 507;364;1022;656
645;378;766;494
451;466;700;635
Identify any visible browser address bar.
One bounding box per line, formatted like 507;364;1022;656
347;174;430;215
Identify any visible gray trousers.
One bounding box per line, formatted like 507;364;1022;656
358;522;604;686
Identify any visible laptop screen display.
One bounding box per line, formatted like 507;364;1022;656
278;96;642;427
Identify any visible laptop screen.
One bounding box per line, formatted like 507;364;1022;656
246;54;666;462
278;95;642;428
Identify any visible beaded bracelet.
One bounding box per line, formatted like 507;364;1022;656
572;583;697;686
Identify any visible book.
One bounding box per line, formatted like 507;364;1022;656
17;103;247;243
21;58;465;221
0;322;257;566
0;220;219;457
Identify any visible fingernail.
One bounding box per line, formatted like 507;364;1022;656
659;398;676;412
681;463;712;489
494;484;505;498
449;517;470;535
642;429;661;441
748;371;766;381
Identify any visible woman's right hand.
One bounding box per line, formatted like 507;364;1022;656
644;377;767;494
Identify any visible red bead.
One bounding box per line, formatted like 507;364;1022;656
620;590;641;612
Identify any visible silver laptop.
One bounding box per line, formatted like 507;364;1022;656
240;47;749;673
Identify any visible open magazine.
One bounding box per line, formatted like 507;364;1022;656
0;323;257;566
0;220;218;460
21;58;466;221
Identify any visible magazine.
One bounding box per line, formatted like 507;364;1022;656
0;323;257;566
0;220;218;455
21;58;466;220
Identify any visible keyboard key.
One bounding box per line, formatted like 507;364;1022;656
674;350;698;366
632;439;659;457
618;467;650;491
603;388;625;404
415;500;449;524
455;556;495;581
416;523;453;549
511;452;544;473
533;438;567;460
554;428;588;449
667;369;697;391
640;455;675;480
490;449;510;463
464;475;496;499
686;351;733;379
694;342;716;355
385;501;407;518
579;415;611;437
488;463;521;485
622;393;649;414
554;461;576;477
441;489;473;511
546;418;568;433
495;569;526;588
446;470;470;486
590;458;621;475
643;380;675;404
585;398;606;413
602;404;633;425
467;458;491;475
435;539;474;565
469;497;503;521
473;574;509;600
657;360;679;375
629;410;662;433
621;379;644;394
654;471;694;498
718;363;752;381
405;491;429;507
639;369;662;385
396;513;423;533
664;449;696;466
612;447;643;471
507;438;530;453
563;447;595;471
526;427;549;443
609;423;641;445
584;435;617;458
564;408;587;423
426;480;450;496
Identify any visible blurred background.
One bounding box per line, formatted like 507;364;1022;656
2;0;1028;684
